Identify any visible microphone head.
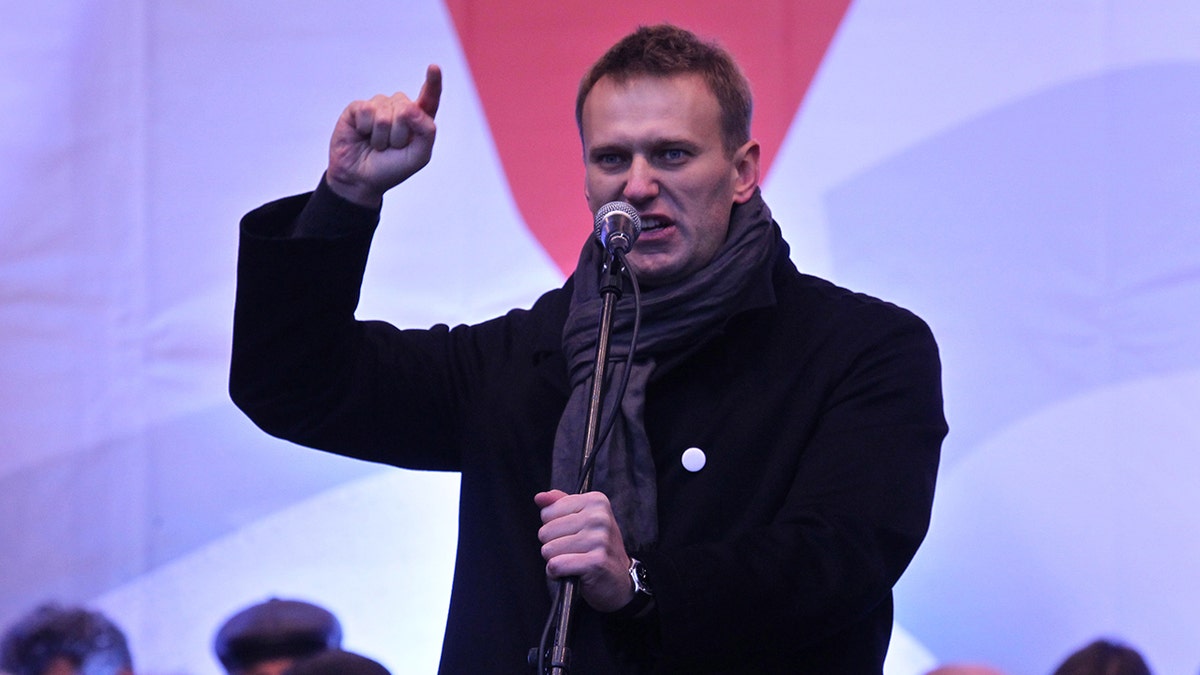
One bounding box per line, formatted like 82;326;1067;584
593;201;642;253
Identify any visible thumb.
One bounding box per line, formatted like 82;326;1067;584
535;489;569;508
416;64;442;119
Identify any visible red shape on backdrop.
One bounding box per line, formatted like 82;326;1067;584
445;1;851;275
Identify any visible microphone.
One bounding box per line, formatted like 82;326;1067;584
593;201;642;255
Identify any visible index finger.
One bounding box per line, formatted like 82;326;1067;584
417;64;443;119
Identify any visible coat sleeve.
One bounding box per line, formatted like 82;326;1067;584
228;184;484;471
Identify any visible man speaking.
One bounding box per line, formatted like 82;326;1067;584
231;24;947;674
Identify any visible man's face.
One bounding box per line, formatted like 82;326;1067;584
581;73;759;286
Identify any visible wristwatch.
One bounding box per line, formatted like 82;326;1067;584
612;557;655;620
628;557;653;597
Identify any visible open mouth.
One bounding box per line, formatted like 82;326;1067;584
639;216;670;233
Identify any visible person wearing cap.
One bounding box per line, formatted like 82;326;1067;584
212;599;341;675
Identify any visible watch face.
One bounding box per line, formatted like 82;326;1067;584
631;559;652;595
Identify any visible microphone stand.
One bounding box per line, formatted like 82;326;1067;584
544;250;627;675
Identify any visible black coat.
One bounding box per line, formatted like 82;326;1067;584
230;184;947;674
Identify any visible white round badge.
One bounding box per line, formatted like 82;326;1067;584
681;447;707;472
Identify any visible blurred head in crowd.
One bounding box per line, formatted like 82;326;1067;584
282;650;390;675
1052;638;1152;675
925;664;1009;675
212;598;341;675
0;603;133;675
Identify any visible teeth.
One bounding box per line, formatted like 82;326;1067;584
641;217;665;230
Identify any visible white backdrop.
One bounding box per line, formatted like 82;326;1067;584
2;2;1198;674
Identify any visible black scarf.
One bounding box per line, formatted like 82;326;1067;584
551;190;780;550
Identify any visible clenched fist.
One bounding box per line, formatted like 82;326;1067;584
326;64;442;208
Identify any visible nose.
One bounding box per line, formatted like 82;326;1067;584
622;156;658;205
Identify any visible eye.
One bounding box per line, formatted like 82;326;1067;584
659;148;689;164
592;152;627;169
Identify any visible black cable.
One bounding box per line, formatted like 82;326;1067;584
534;583;562;673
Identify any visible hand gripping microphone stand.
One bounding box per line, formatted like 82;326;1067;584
534;202;642;674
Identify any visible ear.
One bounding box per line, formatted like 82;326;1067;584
731;140;761;204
